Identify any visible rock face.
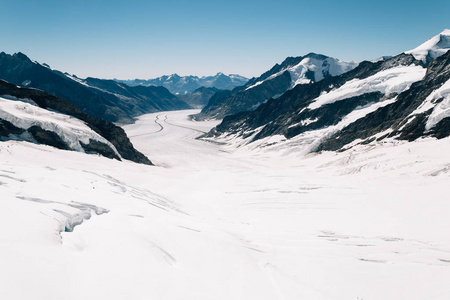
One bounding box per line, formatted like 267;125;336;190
0;79;152;165
194;53;358;120
116;73;249;95
0;52;190;123
207;49;450;152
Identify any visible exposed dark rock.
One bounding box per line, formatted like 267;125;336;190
27;126;70;150
80;139;121;160
0;119;25;137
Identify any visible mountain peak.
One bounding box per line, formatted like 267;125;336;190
405;29;450;65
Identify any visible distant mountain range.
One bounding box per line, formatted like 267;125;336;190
204;29;450;153
194;53;358;120
0;52;191;123
115;73;249;95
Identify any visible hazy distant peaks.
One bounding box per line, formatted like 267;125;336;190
115;73;249;95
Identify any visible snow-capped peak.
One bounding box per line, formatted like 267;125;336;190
245;54;358;91
405;29;450;65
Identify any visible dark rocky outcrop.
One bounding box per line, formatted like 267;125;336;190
27;126;71;151
80;139;121;160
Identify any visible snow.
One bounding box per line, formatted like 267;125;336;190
308;65;426;110
1;109;450;300
405;29;450;64
0;96;120;156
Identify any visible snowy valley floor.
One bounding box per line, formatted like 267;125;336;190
1;109;450;300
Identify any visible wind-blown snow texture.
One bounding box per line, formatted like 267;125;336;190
1;110;449;300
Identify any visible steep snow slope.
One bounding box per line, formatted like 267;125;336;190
1;110;449;300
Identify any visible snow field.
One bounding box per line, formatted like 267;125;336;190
0;110;449;299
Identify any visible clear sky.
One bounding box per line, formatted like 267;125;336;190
1;0;449;79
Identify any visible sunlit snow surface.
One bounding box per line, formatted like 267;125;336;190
1;110;450;300
406;29;450;64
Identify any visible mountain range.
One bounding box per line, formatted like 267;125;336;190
0;52;191;123
204;29;450;154
115;73;249;95
194;53;358;120
0;29;449;163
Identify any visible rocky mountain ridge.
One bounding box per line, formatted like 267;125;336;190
194;53;358;120
204;30;450;154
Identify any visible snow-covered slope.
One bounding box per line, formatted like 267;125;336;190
0;96;120;156
405;29;450;65
1;110;449;300
0;79;152;164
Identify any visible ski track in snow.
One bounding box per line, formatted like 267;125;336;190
1;109;450;300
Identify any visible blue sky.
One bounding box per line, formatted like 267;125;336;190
1;0;449;79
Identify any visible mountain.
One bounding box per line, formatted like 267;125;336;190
0;79;152;165
80;77;191;116
116;73;249;95
0;52;190;123
194;53;358;120
204;30;450;154
177;87;223;108
406;29;450;65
